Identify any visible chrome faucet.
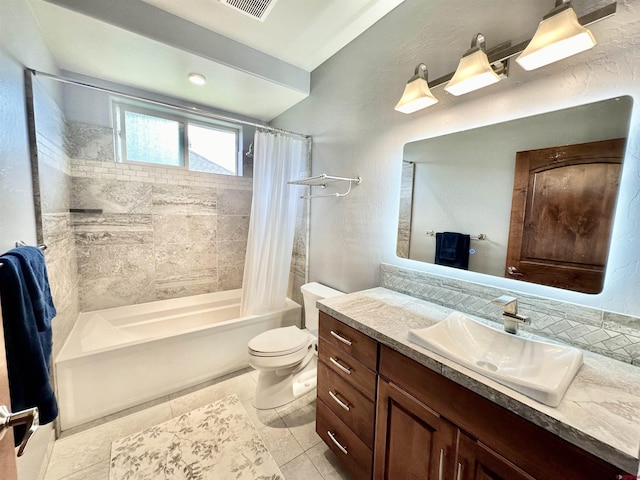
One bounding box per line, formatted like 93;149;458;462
491;295;530;334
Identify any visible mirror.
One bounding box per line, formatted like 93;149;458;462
396;96;633;293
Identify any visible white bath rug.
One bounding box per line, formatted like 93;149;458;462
109;394;283;480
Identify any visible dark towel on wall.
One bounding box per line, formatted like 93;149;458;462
435;232;471;270
0;247;58;446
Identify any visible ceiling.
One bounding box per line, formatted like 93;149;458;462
27;0;405;121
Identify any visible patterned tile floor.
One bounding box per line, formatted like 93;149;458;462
44;368;350;480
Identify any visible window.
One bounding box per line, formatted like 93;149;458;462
114;102;241;175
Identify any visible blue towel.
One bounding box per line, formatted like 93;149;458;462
0;247;58;445
435;232;470;270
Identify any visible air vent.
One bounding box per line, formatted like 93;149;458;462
220;0;278;22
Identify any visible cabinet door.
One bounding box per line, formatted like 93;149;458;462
374;379;456;480
455;432;534;480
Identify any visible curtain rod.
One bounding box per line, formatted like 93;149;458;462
28;69;311;140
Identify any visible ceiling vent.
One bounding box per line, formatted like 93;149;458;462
220;0;278;22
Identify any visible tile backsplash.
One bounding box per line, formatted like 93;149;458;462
381;263;640;366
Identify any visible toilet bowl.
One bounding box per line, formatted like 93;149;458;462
248;282;344;409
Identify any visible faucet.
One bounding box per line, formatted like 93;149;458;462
491;295;530;334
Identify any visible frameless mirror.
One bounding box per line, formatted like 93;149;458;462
396;96;633;293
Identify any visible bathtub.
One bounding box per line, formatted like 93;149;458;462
55;289;301;430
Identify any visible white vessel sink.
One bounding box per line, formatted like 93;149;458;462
408;312;583;407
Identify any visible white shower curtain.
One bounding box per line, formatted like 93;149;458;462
240;130;308;316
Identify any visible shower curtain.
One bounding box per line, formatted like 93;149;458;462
240;130;308;316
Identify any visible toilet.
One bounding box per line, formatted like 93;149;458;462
248;282;344;409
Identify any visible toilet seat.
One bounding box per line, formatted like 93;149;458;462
248;326;311;357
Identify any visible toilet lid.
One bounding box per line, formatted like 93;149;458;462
248;326;310;356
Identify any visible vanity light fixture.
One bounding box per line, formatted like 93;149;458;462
394;63;439;114
188;73;207;85
516;0;597;71
393;2;615;114
445;34;505;96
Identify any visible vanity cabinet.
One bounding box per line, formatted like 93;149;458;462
316;312;379;479
374;378;457;478
377;344;628;480
374;377;534;480
316;313;631;480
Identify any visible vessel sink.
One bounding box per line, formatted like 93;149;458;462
408;312;583;407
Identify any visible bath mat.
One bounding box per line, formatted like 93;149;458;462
109;394;283;479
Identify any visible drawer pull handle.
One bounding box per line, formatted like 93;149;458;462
329;356;352;375
438;448;444;480
327;430;348;455
330;330;352;346
328;390;350;411
456;462;463;480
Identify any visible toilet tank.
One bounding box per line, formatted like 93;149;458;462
300;282;344;331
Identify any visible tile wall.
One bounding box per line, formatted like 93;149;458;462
30;81;308;327
68;122;253;310
381;263;640;366
29;77;80;360
67;121;309;311
396;161;414;259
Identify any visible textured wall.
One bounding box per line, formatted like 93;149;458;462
272;0;640;317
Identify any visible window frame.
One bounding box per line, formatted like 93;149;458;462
113;100;243;176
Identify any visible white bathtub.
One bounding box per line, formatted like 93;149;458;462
55;289;301;430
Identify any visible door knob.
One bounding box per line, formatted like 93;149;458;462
507;266;524;277
0;405;39;457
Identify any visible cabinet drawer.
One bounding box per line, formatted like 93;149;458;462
318;359;375;448
318;338;377;399
317;398;373;480
319;312;378;370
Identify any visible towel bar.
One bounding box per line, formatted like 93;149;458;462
0;243;47;268
426;230;486;240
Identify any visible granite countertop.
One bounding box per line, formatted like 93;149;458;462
317;287;640;475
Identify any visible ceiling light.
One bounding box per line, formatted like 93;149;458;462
516;0;597;71
188;73;207;85
394;64;438;114
445;34;504;96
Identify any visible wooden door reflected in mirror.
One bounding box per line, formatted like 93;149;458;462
505;138;626;294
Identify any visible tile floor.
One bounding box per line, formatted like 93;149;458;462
43;368;350;480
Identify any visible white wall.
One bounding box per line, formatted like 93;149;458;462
272;0;640;316
0;1;60;478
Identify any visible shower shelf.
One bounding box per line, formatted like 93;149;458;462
288;174;362;199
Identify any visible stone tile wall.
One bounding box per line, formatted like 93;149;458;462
289;165;310;311
70;153;253;310
396;161;414;259
68;121;308;311
29;78;80;360
381;263;640;366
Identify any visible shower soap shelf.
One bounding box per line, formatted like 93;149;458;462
288;174;362;199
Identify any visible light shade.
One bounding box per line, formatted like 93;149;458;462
444;33;502;96
188;73;207;85
444;49;501;96
516;6;596;71
395;64;438;114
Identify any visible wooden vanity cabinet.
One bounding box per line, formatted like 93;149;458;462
455;432;535;480
316;314;630;479
316;312;379;479
375;377;534;480
377;345;628;480
374;378;457;479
